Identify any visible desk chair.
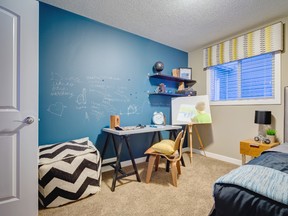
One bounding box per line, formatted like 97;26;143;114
145;130;184;187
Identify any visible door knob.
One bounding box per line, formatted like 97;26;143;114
25;117;34;124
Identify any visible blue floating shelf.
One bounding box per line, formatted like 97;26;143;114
149;73;196;85
148;93;191;97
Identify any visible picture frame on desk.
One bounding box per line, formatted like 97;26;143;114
179;68;192;80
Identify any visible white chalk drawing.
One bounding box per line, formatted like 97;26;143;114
85;112;90;121
90;110;104;121
119;104;140;116
50;72;80;83
50;90;73;98
47;102;67;117
86;76;120;81
76;88;87;105
102;97;129;104
127;104;138;115
47;72;154;121
50;72;79;98
89;101;108;120
50;72;62;81
76;105;87;110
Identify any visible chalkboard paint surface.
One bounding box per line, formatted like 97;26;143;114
39;3;188;159
46;71;156;119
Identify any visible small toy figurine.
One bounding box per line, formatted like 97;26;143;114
155;83;166;93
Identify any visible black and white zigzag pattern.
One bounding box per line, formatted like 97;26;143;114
38;137;101;208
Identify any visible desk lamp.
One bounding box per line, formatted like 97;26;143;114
254;111;271;143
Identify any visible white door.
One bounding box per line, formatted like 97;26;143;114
0;0;38;215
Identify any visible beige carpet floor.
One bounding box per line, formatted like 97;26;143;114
38;153;238;216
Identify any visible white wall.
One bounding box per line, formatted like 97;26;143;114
189;16;288;160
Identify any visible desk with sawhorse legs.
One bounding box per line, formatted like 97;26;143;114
102;125;182;191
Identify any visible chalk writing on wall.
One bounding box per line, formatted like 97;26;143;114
47;72;148;121
50;72;79;98
47;102;67;117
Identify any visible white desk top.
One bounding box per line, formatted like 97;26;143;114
102;125;182;136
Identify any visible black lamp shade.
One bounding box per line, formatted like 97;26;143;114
254;111;271;124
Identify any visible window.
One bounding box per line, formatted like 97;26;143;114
207;52;281;105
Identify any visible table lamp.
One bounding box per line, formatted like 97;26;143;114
254;110;271;137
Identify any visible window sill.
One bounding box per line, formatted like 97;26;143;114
210;98;281;106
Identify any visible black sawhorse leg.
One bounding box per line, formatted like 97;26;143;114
102;133;141;192
101;134;110;164
124;135;141;182
111;137;123;191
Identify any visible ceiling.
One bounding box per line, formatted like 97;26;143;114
40;0;288;52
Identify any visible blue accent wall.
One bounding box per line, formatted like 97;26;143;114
39;3;188;160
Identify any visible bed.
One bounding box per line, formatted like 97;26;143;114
210;86;288;216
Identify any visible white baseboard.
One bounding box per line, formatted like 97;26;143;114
102;148;241;173
182;147;241;166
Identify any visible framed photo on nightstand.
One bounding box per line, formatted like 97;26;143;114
179;68;192;80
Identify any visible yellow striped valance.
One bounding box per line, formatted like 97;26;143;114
203;22;283;69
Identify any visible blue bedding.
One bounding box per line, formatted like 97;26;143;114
212;150;288;216
215;165;288;205
249;151;288;173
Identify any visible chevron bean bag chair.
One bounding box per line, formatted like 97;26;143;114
38;137;101;208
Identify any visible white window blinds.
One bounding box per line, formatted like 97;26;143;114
209;53;274;102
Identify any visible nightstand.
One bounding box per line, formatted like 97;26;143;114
240;139;279;165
